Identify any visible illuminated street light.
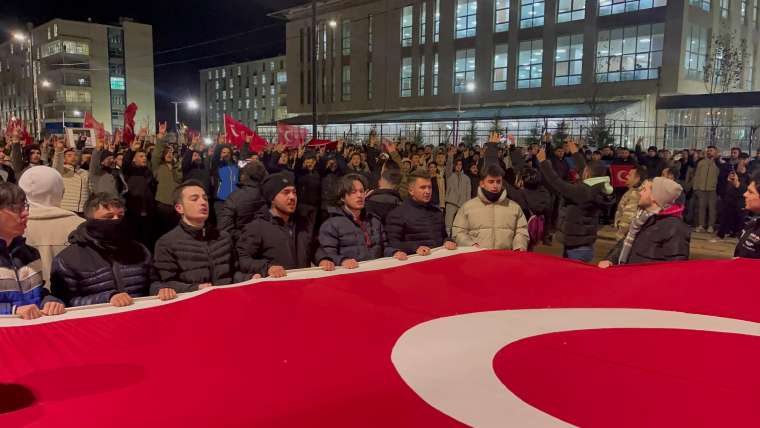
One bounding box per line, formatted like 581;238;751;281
465;81;476;92
187;99;199;110
329;20;337;28
41;79;51;88
12;32;27;42
73;110;82;117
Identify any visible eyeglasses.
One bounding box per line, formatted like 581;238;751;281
1;201;30;214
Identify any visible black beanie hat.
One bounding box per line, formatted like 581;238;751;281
262;171;295;202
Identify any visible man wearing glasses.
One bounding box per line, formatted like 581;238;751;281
0;182;65;319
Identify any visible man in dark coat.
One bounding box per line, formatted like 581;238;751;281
318;174;406;269
217;161;268;241
295;152;322;231
237;172;333;278
152;180;237;293
385;171;458;256
51;194;177;307
735;172;760;258
538;142;615;262
365;168;403;224
122;141;157;249
599;177;690;267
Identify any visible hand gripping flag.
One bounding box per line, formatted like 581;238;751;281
277;122;308;148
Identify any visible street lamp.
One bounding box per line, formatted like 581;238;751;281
73;110;82;117
12;32;26;42
328;20;337;28
41;79;51;88
170;99;199;131
455;80;476;145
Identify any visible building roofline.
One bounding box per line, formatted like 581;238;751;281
198;55;286;72
269;0;376;21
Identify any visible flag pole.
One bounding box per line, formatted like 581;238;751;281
311;0;318;142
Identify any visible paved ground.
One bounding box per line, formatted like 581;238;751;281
534;226;737;264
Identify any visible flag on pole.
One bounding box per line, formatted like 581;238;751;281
277;122;308;148
123;102;138;144
224;114;267;152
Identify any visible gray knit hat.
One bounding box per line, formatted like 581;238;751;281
651;177;683;209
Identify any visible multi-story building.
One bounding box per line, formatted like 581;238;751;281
0;17;156;137
199;56;289;136
273;0;760;146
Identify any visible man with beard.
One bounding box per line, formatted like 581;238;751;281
452;165;529;250
90;138;125;196
237;172;334;278
211;143;240;220
51;194;177;307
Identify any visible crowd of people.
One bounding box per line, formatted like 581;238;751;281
1;124;759;320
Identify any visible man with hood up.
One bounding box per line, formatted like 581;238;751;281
537;141;615;263
218;161;268;241
51;194;178;307
18;166;85;284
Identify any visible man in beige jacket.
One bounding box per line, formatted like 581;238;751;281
18;166;85;285
452;164;529;250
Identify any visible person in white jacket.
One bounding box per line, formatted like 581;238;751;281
51;138;90;215
18;166;85;285
444;147;473;235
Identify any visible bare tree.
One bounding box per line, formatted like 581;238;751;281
703;31;747;145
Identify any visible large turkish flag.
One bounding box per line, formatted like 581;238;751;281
0;250;758;427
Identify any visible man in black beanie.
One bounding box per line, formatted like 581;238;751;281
237;171;333;278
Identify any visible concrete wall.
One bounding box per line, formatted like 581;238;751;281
123;21;156;133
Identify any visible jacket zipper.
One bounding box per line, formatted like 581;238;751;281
204;228;217;284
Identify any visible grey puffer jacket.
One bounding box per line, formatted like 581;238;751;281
318;207;398;264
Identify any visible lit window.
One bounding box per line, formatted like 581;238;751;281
419;57;426;96
455;0;477;38
720;0;730;17
454;48;476;92
518;39;543;88
557;0;585;22
401;57;413;97
746;50;754;90
342;19;351;56
433;54;439;95
599;0;668;16
596;23;665;82
401;5;414;47
520;0;545;29
495;0;510;32
684;24;708;80
434;0;440;42
420;2;427;44
688;0;710;10
555;34;584;86
493;44;509;91
110;77;126;90
342;65;351;101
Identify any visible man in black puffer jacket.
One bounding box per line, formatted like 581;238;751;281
51;194;177;307
319;174;406;269
365;168;403;225
237;172;333;278
538;142;615;263
217;161;268;242
152;180;237;293
385;171;458;256
122;142;157;249
295;153;322;231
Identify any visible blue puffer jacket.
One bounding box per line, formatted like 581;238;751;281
215;162;240;201
50;223;152;307
318;207;397;264
0;237;60;314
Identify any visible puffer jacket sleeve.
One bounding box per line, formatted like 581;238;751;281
152;241;198;293
51;257;113;307
511;208;530;251
236;222;270;276
217;196;237;235
379;221;399;257
659;227;690;261
384;208;416;254
451;204;476;247
318;219;347;265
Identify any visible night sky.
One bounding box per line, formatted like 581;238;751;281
0;0;306;129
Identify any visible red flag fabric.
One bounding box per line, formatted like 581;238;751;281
84;112;106;142
306;138;338;150
6;116;33;146
610;164;635;188
277;122;308;148
0;250;758;427
224;114;267;152
122;102;138;144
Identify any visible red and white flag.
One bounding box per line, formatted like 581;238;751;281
277;122;308;148
225;114;267;152
307;138;337;150
84;112;106;143
122;102;138;144
610;164;635;188
6;116;33;146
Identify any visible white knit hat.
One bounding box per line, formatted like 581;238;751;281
18;166;65;208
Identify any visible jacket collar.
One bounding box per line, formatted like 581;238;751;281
405;197;434;210
476;187;508;205
656;204;685;218
0;236;25;254
179;220;212;239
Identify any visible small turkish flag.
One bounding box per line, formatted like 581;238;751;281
307;138;337;150
610;164;635;188
277;122;308;148
84;112;106;142
225;114;267;152
122;102;138;144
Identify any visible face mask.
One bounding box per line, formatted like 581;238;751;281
85;217;126;243
482;188;503;203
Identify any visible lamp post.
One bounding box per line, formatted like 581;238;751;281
13;29;41;139
170;99;199;131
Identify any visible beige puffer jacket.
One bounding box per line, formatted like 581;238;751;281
452;188;529;250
